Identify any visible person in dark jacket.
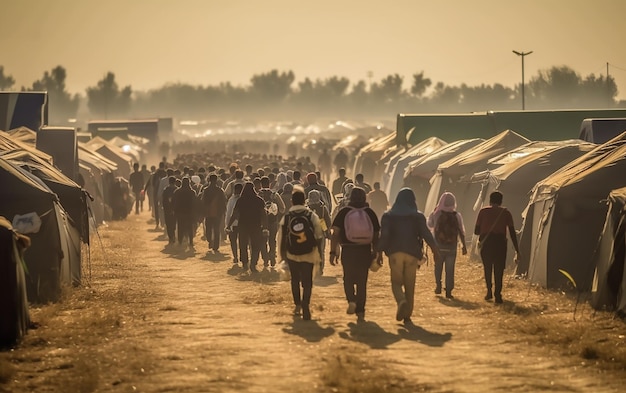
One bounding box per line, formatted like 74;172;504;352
161;176;178;244
474;191;520;304
173;177;197;250
228;182;268;272
329;187;380;323
129;163;144;215
201;174;227;253
378;188;441;324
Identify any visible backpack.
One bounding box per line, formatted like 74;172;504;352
434;211;459;245
260;189;279;218
344;207;374;244
285;210;318;255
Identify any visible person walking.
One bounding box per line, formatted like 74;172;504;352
329;187;380;323
201;174;227;253
259;176;286;267
305;190;331;275
173;177;197;250
161;176;178;245
331;167;348;198
367;182;389;224
427;192;467;299
474;191;520;304
228;182;268;272
278;190;324;321
379;188;441;324
129;163;144;215
225;183;243;265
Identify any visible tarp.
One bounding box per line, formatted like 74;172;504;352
519;131;626;289
591;187;626;315
85;137;133;179
352;131;396;181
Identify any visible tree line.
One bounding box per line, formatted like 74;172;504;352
0;65;622;124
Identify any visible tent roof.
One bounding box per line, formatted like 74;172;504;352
2;150;81;189
0;131;53;163
472;140;597;183
532;131;626;201
0;156;56;199
406;138;485;179
437;130;530;176
7;127;37;145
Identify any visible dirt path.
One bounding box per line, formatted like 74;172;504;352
2;210;625;392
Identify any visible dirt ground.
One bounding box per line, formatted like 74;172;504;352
1;210;626;393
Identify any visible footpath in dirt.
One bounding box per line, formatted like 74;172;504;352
1;210;626;393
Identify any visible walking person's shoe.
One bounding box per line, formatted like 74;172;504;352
302;306;311;321
396;300;409;321
435;282;442;295
484;289;493;301
293;305;302;316
346;302;357;315
494;295;503;304
403;317;413;326
445;289;454;299
356;312;365;323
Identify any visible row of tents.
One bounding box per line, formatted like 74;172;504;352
0;127;138;347
352;128;626;316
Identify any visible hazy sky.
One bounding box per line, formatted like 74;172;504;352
3;0;626;100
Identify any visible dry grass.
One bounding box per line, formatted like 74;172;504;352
319;350;434;393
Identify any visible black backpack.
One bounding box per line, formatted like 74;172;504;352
284;210;317;255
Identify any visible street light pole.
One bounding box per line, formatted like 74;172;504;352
513;50;533;110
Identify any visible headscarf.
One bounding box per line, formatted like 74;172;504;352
282;182;294;195
434;191;456;213
308;189;321;204
348;187;367;208
389;187;418;216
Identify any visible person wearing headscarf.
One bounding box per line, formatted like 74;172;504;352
173;177;198;250
329;187;380;323
427;192;467;299
379;188;440;324
274;172;287;194
304;172;334;212
228;182;268;272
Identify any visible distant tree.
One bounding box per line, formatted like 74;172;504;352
0;66;15;90
249;69;295;103
370;74;405;105
27;65;80;122
429;82;462;112
580;73;618;107
410;71;432;98
86;72;132;118
460;83;516;111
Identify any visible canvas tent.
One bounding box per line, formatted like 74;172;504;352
84;137;133;179
0;216;30;347
519;132;626;289
469;140;596;263
383;137;447;203
352;131;396;181
424;130;530;226
403;138;484;209
591;187;626;315
0;157;74;303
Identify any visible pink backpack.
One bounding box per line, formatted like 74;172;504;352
344;207;374;244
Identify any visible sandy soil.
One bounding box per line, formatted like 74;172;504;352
1;210;626;393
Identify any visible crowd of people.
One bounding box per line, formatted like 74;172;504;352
129;149;520;324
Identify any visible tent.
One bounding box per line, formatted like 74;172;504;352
424;130;530;225
579;118;626;144
352;131;396;181
383;137;447;203
591;187;626;315
0;216;30;347
468;140;596;263
84;137;133;179
403;138;484;209
0;157;73;303
519;132;626;289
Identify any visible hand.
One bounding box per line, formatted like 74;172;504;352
461;245;467;256
376;252;383;265
514;251;520;264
